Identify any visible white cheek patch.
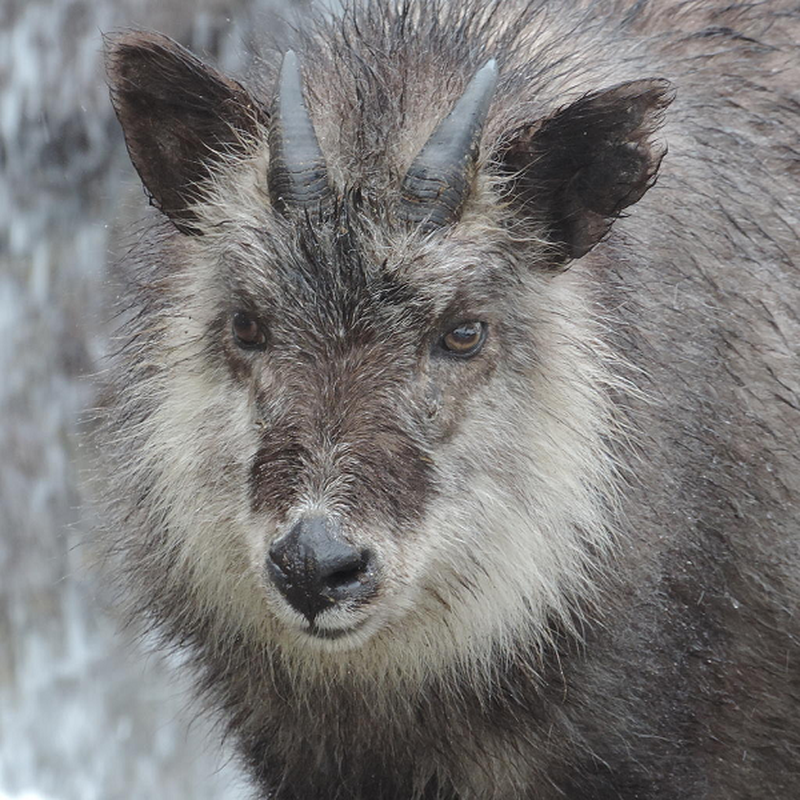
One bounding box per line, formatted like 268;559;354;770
119;258;279;638
354;268;631;684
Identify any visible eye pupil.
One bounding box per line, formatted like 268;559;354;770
232;311;264;348
441;322;486;357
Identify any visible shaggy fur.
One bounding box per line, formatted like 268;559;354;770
96;2;800;798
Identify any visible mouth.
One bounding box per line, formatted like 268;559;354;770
306;616;370;641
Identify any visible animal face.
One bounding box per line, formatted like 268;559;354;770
127;210;612;675
104;30;669;671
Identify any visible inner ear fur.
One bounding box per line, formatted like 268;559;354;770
499;79;675;261
105;31;267;234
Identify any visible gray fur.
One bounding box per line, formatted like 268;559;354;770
96;1;800;798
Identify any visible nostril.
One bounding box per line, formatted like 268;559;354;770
322;550;371;590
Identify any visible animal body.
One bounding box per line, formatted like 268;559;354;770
98;1;800;797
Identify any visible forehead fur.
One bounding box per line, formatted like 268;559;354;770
197;175;526;332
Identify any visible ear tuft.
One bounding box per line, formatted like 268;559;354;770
105;31;267;234
499;79;674;260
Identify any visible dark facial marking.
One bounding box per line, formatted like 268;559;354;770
234;205;447;528
250;427;309;519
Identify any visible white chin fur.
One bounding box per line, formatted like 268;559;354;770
267;591;390;651
288;612;390;653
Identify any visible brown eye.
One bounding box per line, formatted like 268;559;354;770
441;321;486;358
232;311;266;349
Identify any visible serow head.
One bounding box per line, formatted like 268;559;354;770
105;32;672;655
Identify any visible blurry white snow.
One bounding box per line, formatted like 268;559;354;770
0;2;298;799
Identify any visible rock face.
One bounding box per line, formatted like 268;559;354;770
0;2;304;798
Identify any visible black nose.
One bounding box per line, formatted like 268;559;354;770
267;516;375;623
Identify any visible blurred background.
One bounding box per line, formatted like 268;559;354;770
0;1;314;797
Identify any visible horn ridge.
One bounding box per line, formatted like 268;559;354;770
268;50;332;214
399;58;499;231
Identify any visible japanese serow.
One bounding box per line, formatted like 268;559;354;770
97;1;800;797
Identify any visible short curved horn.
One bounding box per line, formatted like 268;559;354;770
268;50;332;213
398;59;498;231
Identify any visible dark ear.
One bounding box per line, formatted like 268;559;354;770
105;31;267;234
499;79;674;260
